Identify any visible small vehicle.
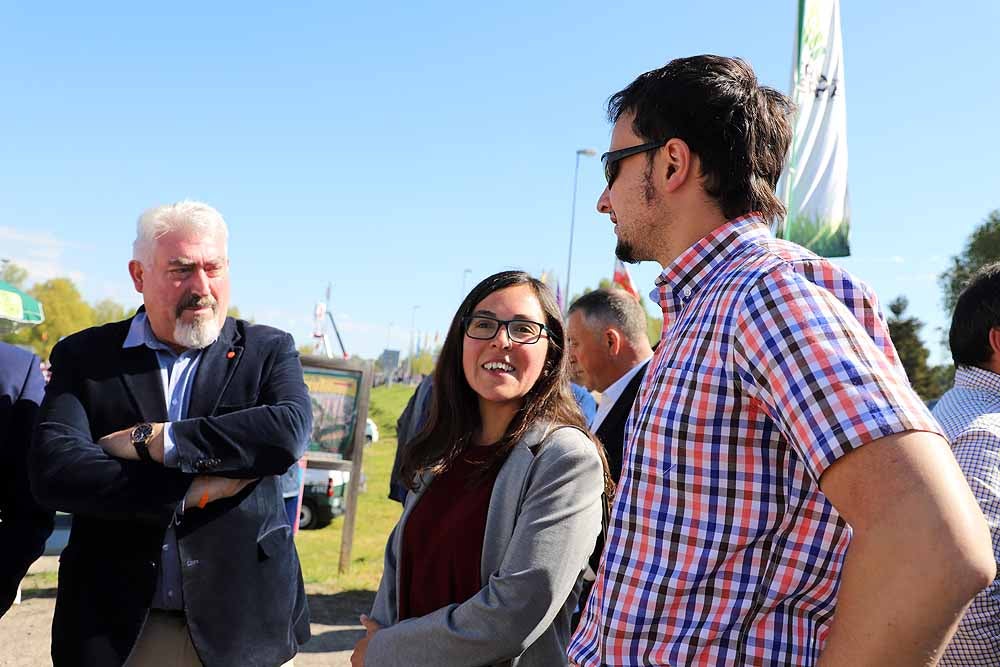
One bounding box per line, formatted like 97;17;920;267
298;467;349;530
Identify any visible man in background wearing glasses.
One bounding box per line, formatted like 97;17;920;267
569;55;994;666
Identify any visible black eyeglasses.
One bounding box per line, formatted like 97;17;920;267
462;315;549;344
601;139;668;188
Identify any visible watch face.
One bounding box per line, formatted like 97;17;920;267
131;422;153;444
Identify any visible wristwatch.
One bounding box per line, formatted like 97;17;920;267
130;422;156;463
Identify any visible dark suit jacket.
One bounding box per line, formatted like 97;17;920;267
594;359;649;484
0;342;53;616
575;359;650;630
29;316;313;667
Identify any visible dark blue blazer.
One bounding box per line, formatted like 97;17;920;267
0;341;52;616
593;360;649;484
29;315;313;667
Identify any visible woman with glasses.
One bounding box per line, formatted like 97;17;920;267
352;270;612;667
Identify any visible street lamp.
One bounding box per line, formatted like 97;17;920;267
406;305;420;382
462;268;472;297
385;321;394;385
565;148;597;313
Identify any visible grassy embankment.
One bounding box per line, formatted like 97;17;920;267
296;382;411;593
21;383;414;596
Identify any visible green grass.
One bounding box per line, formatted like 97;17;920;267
295;383;414;593
19;569;57;597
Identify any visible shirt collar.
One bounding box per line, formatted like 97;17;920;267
601;357;649;407
650;213;772;324
591;357;650;430
122;311;179;355
954;365;1000;396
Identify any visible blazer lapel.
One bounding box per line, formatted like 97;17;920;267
597;360;649;443
120;336;168;423
480;423;551;584
187;318;243;418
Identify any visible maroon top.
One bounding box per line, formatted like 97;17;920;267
398;443;504;620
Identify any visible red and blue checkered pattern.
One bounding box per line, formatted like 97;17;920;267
569;215;941;665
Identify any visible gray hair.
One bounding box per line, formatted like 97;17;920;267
132;200;229;265
568;288;647;345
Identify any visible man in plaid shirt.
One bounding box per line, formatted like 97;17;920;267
568;55;995;665
933;264;1000;665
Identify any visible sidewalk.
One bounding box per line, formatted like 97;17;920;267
1;569;367;667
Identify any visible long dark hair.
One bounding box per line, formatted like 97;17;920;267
400;270;613;498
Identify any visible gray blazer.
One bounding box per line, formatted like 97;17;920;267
367;423;604;666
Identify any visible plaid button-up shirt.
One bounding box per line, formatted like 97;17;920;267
933;367;1000;666
569;215;941;665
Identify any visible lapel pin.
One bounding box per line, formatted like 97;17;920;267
226;350;236;359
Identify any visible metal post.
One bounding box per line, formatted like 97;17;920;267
406;305;419;381
565;149;596;312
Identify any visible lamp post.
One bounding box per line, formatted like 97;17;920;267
462;268;472;297
565;148;597;313
385;321;394;386
406;305;420;382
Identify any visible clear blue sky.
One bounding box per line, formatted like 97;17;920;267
2;1;998;363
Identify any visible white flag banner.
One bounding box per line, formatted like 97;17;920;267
775;0;850;257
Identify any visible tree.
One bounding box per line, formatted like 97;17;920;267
569;277;662;347
939;209;1000;314
886;296;949;400
0;261;28;289
646;315;663;346
408;350;435;376
8;278;95;360
92;299;131;325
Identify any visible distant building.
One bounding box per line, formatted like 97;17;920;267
379;349;400;373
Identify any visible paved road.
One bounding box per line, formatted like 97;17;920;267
1;558;368;667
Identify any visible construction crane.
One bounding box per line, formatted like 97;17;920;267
311;283;348;359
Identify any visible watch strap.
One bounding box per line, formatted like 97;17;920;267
131;423;156;464
133;439;155;463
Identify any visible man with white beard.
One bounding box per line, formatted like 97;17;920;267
30;201;312;667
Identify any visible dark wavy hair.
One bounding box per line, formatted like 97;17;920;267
400;270;613;498
609;54;794;223
950;262;1000;369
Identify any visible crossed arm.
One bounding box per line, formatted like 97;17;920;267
29;335;311;520
96;424;254;511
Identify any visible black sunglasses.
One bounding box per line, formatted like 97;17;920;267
462;315;549;345
601;139;668;188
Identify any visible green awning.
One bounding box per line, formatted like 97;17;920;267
0;280;44;332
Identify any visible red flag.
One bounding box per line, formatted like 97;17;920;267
613;259;639;299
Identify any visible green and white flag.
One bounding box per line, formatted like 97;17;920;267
775;0;850;257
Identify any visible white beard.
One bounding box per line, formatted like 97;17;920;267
173;314;221;349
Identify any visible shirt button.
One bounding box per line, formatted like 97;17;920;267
162;544;169;552
167;590;174;598
681;286;691;299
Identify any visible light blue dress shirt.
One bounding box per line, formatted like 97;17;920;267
122;312;205;611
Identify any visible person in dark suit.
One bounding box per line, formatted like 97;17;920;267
566;288;653;629
566;288;652;482
29;201;312;667
0;341;53;617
